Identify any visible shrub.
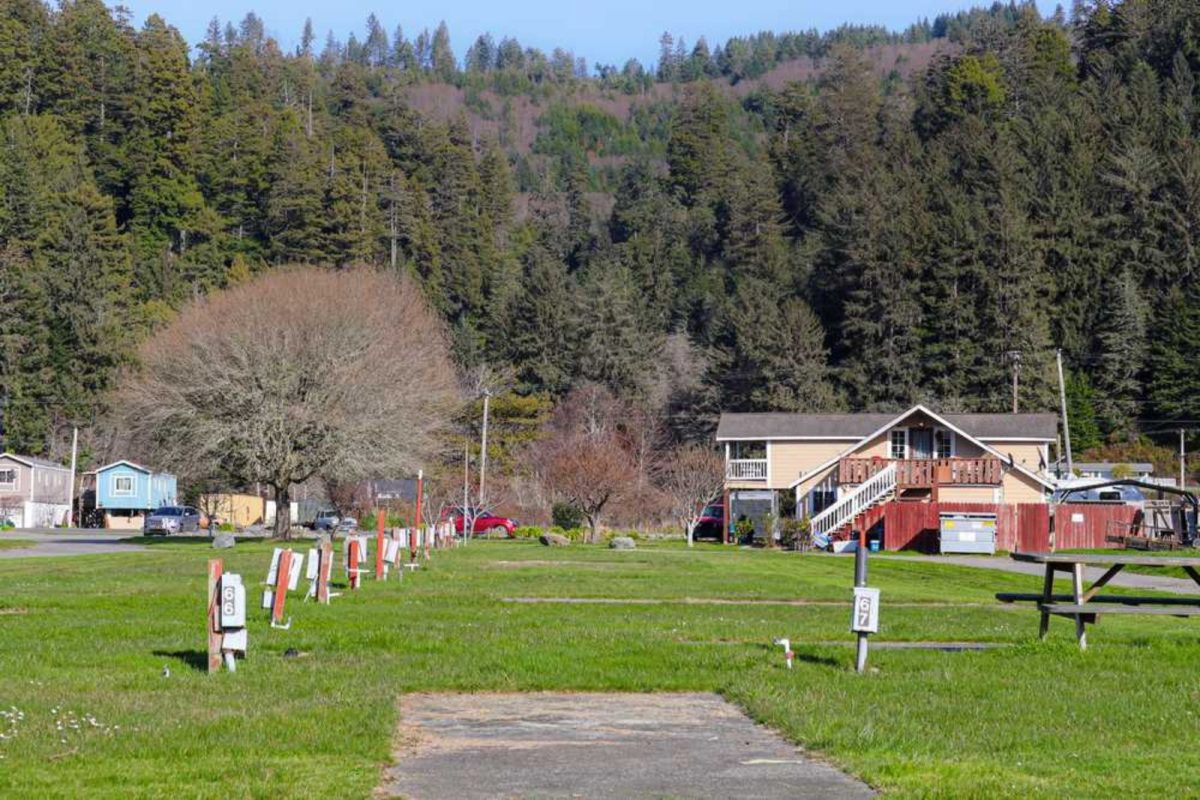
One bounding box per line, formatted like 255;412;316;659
780;515;813;552
552;503;584;530
218;522;236;532
513;526;543;539
733;518;755;544
602;529;641;542
548;525;587;542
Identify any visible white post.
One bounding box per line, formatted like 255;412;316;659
1181;429;1186;491
1056;349;1073;476
67;427;78;528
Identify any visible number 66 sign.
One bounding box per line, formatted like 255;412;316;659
851;587;880;634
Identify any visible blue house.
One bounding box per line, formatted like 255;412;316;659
93;461;177;512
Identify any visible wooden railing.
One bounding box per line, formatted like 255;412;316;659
726;459;768;480
839;457;1003;487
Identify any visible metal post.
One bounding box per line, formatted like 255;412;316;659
1181;429;1186;492
1056;349;1073;475
855;544;868;673
67;427;78;528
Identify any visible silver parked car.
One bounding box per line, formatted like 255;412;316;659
144;506;201;535
312;510;357;532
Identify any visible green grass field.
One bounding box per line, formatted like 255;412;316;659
1;539;1198;798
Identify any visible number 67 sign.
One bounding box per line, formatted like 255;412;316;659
851;587;880;634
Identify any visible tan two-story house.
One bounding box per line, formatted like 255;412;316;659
717;405;1057;540
0;452;72;529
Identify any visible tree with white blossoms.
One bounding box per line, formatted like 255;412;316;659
111;267;461;537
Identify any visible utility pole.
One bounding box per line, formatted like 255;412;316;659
1006;350;1022;414
1056;349;1073;476
1181;429;1187;491
462;441;469;545
67;427;78;528
478;389;491;507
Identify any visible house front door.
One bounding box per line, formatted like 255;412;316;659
910;429;934;459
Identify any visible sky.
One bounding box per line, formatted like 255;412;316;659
119;0;1012;68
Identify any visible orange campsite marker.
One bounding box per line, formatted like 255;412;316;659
271;549;293;628
207;559;224;673
348;537;361;590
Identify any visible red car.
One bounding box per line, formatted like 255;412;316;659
441;507;517;538
693;503;725;541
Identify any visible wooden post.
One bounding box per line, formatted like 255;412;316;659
1038;563;1054;640
375;507;386;580
348;538;361;590
722;489;730;545
271;550;292;626
207;559;224;674
317;539;332;603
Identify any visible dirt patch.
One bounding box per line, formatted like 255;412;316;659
0;607;28;615
382;692;873;799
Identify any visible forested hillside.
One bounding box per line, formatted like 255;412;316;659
0;0;1198;465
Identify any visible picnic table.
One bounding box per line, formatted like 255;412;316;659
997;552;1200;649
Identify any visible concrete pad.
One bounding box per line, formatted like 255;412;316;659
383;692;873;799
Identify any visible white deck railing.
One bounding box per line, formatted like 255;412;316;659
810;462;896;540
726;459;768;480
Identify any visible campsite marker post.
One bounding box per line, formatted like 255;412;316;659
375;507;386;580
850;545;880;673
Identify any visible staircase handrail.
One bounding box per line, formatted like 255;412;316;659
810;463;897;539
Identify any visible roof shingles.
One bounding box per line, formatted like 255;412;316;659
716;409;1058;441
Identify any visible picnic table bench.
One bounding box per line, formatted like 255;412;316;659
997;552;1200;649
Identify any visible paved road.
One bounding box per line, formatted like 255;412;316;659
0;531;146;559
881;554;1200;596
384;693;873;799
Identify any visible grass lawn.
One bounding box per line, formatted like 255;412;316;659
1;539;1198;798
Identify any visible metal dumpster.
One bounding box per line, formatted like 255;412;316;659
939;512;997;555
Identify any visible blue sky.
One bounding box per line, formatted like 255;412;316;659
121;0;1020;68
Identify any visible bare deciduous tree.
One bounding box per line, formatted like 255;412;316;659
533;384;634;542
657;444;725;547
111;267;460;538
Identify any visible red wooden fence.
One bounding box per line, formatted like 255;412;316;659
873;501;1137;552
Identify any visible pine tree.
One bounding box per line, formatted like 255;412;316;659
1146;285;1200;423
507;245;576;395
576;263;664;398
1093;267;1147;435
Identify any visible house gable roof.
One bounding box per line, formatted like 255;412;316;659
751;405;1058;491
716;411;1058;442
94;460;152;475
0;452;69;471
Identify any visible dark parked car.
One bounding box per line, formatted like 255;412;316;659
441;507;517;537
144;506;201;535
693;504;725;541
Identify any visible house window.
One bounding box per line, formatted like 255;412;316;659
0;469;15;490
731;441;766;460
935;429;954;459
890;429;908;460
112;475;135;497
